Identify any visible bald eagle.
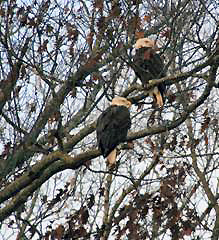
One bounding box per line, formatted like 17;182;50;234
96;97;131;166
133;38;166;107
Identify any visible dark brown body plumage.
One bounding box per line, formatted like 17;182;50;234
96;105;131;158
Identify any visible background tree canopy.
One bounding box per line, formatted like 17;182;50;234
0;0;218;239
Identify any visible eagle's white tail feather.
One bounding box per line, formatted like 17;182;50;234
149;86;163;107
155;92;163;107
107;149;117;166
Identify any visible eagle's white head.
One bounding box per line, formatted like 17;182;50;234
111;97;132;108
135;38;156;49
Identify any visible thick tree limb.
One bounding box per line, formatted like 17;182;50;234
0;148;100;221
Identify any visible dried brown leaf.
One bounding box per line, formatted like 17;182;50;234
44;231;51;240
66;24;78;41
86;32;94;46
161;28;171;39
94;0;103;10
64;7;70;13
204;135;208;145
80;207;89;224
203;108;208;117
54;225;64;240
97;16;106;31
143;15;151;22
38;39;49;53
201;117;210;133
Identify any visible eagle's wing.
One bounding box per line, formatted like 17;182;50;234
146;53;166;79
133;48;166;84
132;48;151;83
96;105;131;158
